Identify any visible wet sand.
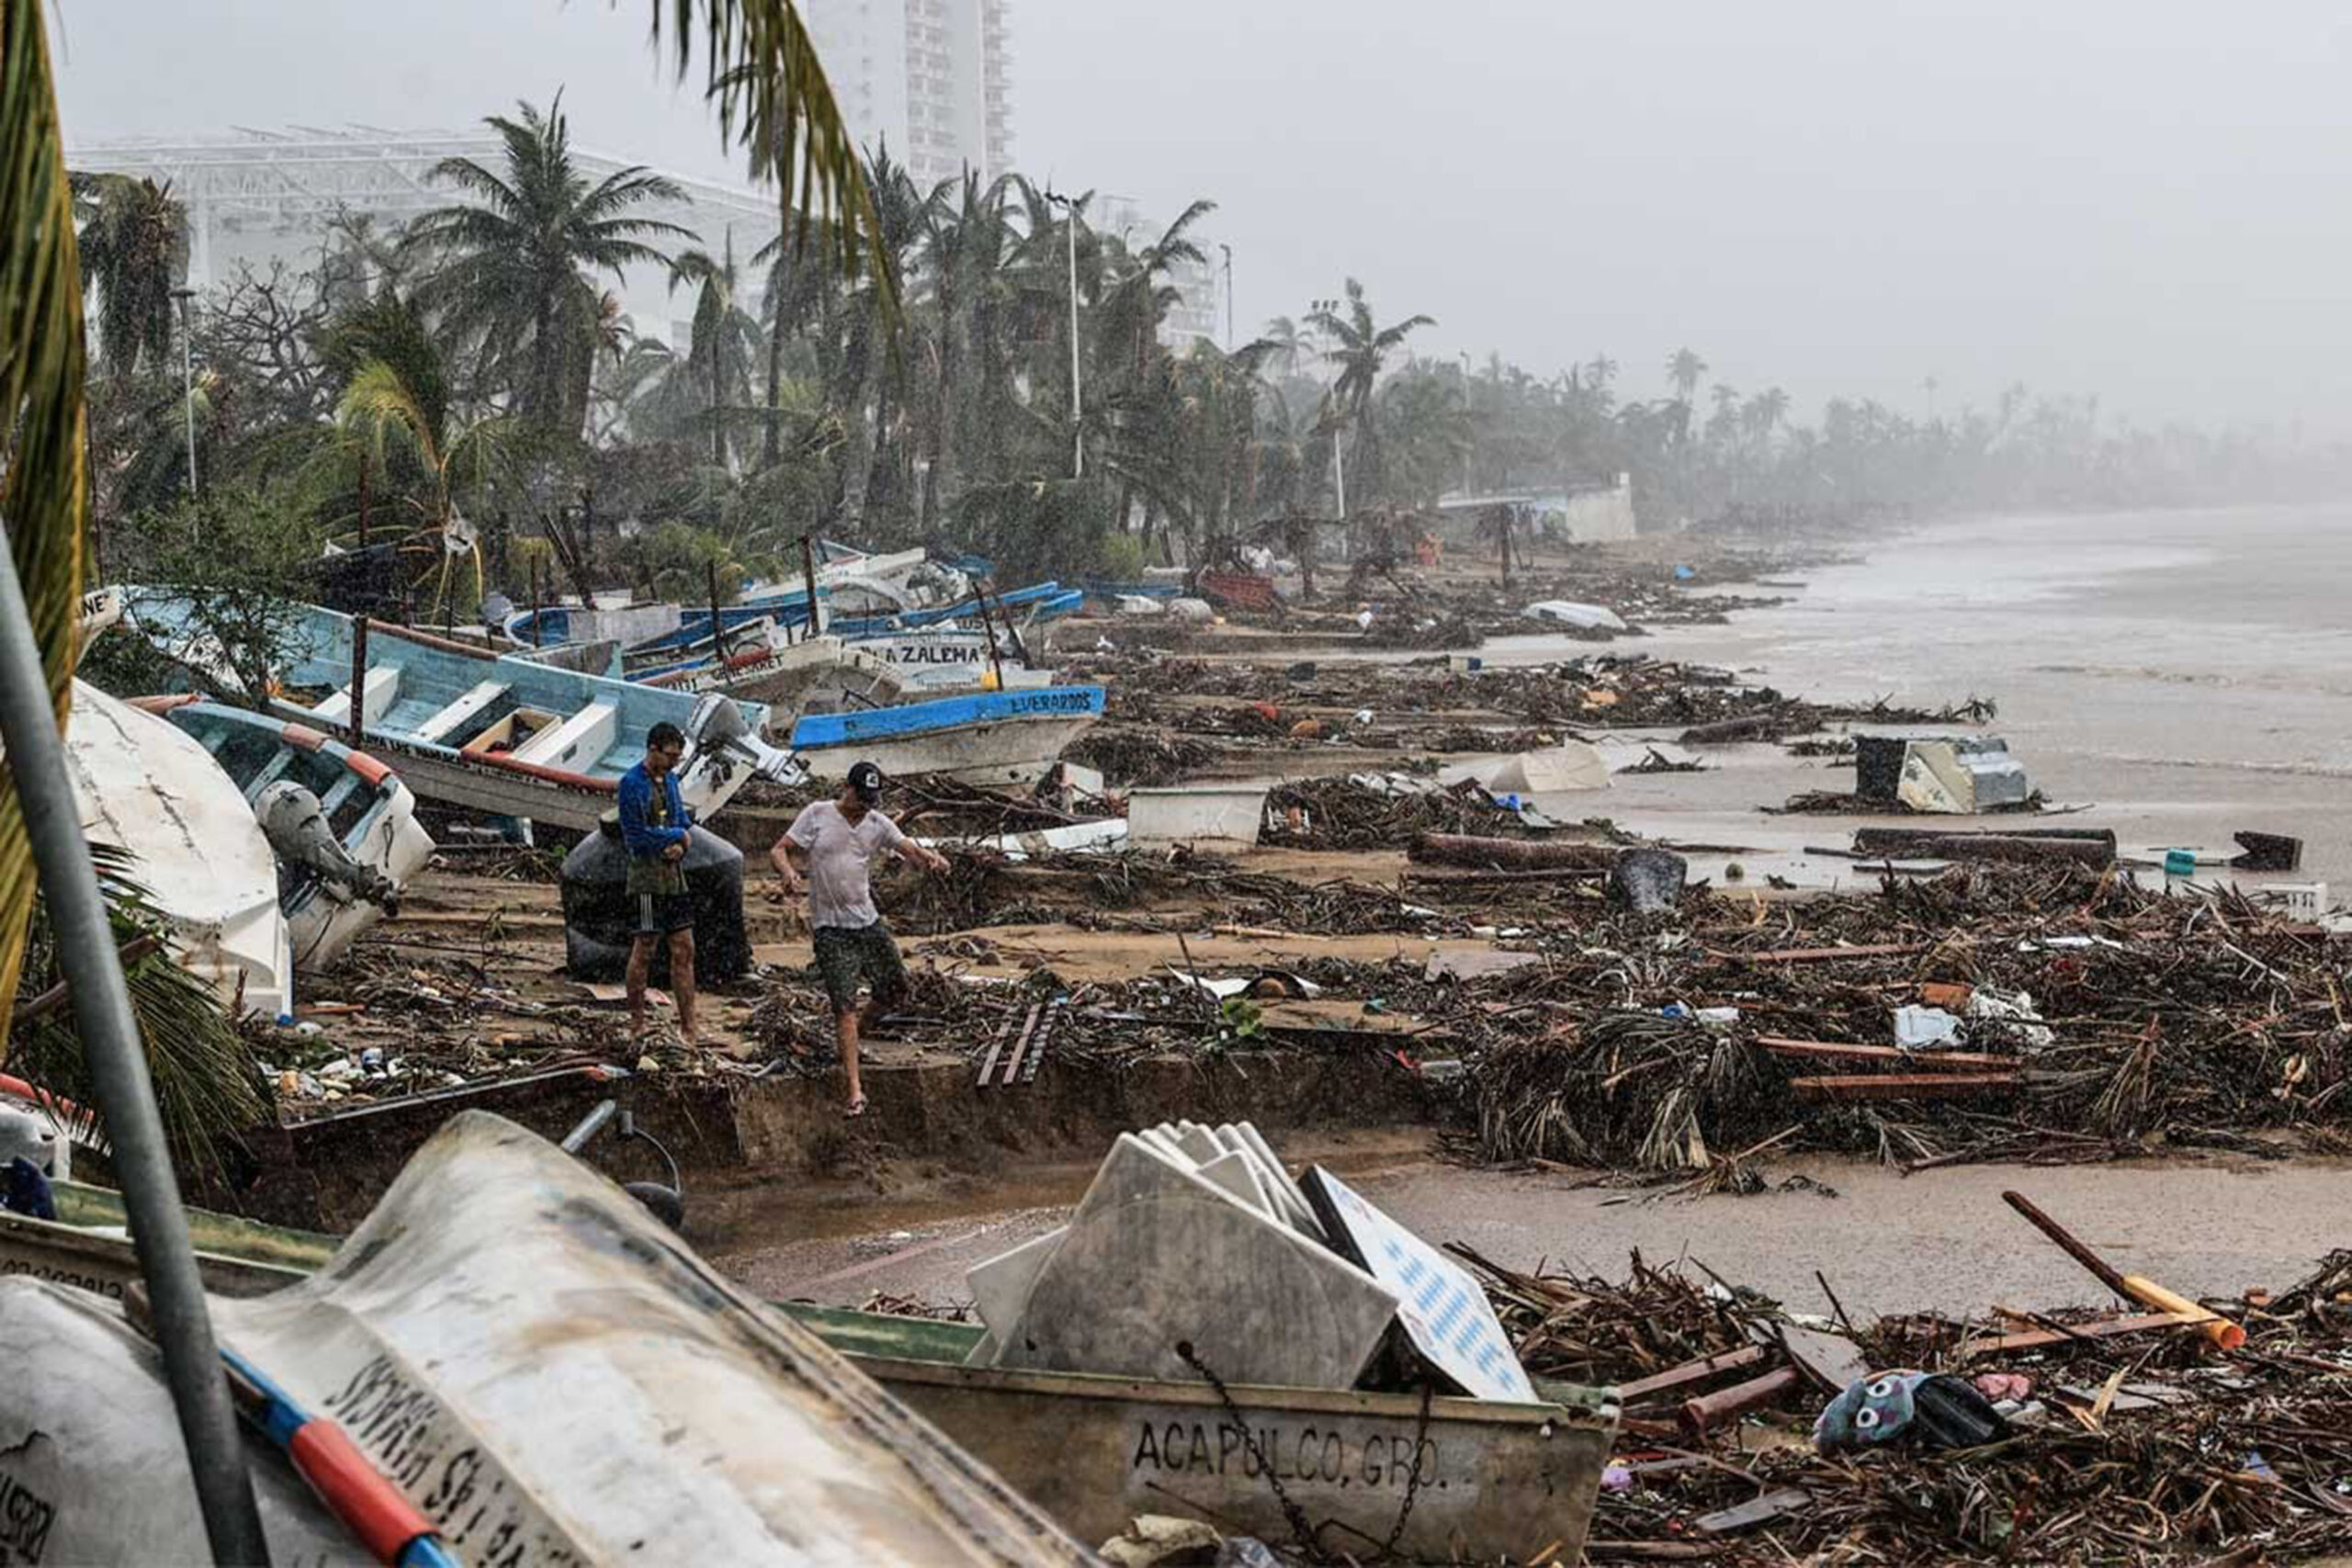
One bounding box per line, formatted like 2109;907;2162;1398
705;1134;2352;1324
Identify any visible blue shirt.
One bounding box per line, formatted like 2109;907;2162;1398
617;762;692;894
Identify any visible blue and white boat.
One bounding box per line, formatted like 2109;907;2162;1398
115;594;794;833
789;686;1106;787
131;696;435;971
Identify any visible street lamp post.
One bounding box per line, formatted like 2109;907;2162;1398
1311;297;1346;519
170;287;198;499
1044;190;1083;479
1219;243;1233;351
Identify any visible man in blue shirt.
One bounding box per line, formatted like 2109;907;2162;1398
616;722;700;1047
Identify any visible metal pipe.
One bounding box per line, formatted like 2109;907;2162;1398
0;545;268;1562
172;288;199;501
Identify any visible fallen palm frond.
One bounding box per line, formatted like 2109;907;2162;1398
0;0;91;1037
8;850;263;1173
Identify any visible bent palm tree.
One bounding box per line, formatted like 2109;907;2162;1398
337;356;514;616
668;236;763;467
70;172;187;377
1306;277;1433;507
405;96;692;434
647;0;898;318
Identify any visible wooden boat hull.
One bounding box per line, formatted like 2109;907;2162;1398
788;687;1105;787
119;593;776;830
789;1304;1616;1566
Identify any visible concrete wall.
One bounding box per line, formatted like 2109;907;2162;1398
1559;474;1638;543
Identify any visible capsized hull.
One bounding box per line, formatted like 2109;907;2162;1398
59;682;292;1021
0;1114;1097;1564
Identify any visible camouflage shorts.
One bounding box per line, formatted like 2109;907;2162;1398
811;921;909;1015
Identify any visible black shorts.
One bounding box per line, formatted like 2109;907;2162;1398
812;921;909;1014
634;892;695;938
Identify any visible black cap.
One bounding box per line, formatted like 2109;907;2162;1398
847;761;885;803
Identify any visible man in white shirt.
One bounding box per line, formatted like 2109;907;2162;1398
771;761;950;1117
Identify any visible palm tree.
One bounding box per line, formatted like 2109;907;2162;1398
336;354;515;616
667;233;762;467
1306;277;1433;507
1261;315;1312;379
1666;347;1707;405
404;96;693;434
71;173;188;377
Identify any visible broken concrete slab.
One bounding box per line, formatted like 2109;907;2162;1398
989;1134;1399;1389
968;1226;1067;1348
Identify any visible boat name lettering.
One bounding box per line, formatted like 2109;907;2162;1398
1128;1420;1441;1490
0;1470;55;1564
885;643;983;665
322;1354;583;1566
1006;689;1095;716
0;1255;122;1298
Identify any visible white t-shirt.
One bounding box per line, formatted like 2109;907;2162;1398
784;800;908;929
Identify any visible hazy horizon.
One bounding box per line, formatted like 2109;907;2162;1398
52;0;2352;437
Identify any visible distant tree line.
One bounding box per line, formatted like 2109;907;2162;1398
72;97;2346;621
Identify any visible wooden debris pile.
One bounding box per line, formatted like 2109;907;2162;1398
1456;863;2352;1171
1462;1236;2352;1563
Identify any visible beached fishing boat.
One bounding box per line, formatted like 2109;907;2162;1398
135;698;435;972
790;685;1105;786
58;682;295;1021
862;627;1058;692
0;1113;1095;1565
0;1141;1616;1566
115;594;797;832
643;632;909;713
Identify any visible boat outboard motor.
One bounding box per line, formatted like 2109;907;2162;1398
0;1102;61;1177
254;780;401;914
677;693;807;816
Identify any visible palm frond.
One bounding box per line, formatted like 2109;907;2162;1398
0;0;90;1040
646;1;899;321
10;848;263;1174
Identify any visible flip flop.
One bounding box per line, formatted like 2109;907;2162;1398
844;1095;868;1119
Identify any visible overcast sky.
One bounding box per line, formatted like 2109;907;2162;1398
53;1;2352;434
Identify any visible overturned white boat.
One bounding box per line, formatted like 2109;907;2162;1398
59;682;295;1022
0;1111;1095;1564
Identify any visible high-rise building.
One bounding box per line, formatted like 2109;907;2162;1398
803;0;1013;190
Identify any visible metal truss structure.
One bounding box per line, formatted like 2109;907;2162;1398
68;126;783;299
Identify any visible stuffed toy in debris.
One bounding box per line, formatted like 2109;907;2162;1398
1813;1369;2009;1454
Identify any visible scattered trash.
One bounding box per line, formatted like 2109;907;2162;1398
1893;1005;1963;1050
